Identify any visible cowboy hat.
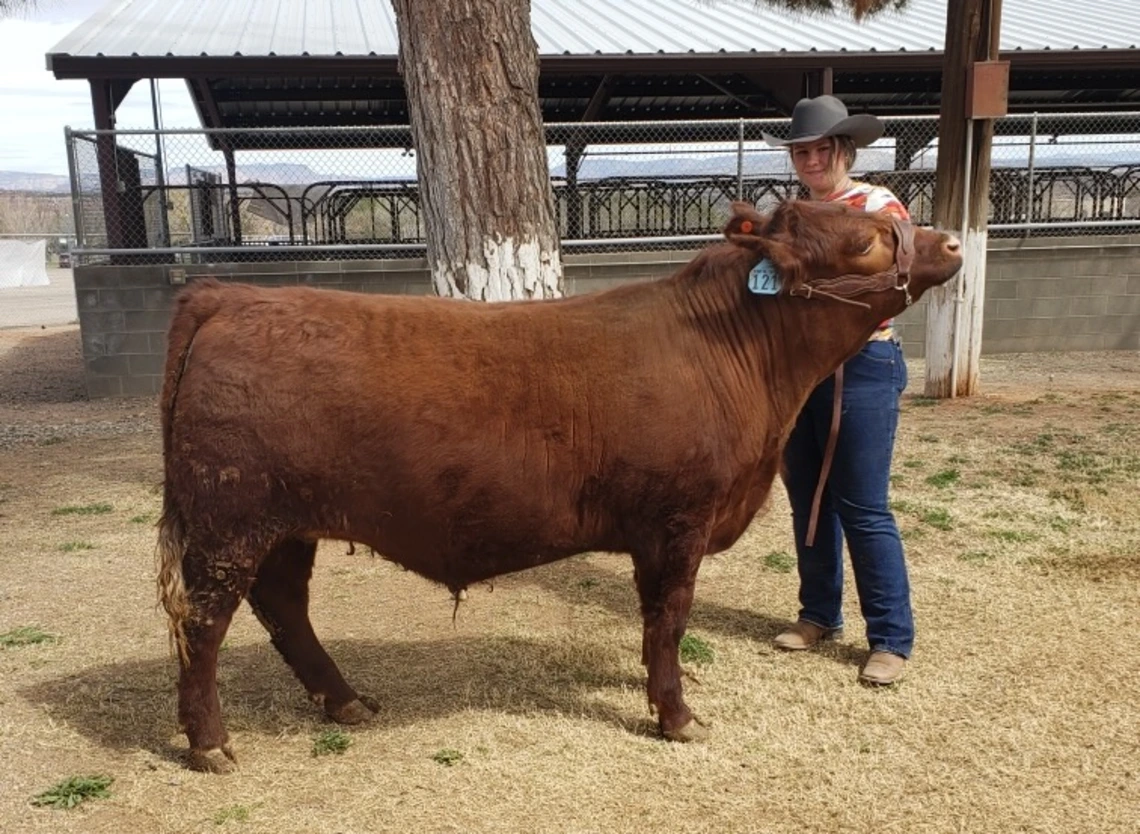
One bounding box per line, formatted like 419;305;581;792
762;95;885;148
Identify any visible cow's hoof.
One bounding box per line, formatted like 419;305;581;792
358;694;381;713
187;745;237;774
662;717;711;743
329;697;377;725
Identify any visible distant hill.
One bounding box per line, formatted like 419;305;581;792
0;171;72;193
4;143;1138;195
0;163;330;193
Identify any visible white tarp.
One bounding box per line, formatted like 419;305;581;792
0;240;50;289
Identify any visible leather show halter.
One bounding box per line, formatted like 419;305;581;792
796;217;916;548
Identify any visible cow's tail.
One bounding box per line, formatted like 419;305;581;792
156;278;226;665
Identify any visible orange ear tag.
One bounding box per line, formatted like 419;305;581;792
740;220;753;234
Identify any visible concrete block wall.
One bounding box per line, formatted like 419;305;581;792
74;258;432;398
858;234;1140;359
74;233;1140;398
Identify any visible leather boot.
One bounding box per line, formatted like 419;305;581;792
773;620;843;651
859;651;906;685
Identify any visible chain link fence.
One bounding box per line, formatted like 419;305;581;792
54;111;1140;265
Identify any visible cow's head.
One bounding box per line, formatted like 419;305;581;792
723;200;962;307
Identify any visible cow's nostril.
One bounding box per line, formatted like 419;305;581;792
944;235;962;253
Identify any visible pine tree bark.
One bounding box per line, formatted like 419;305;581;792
391;0;563;300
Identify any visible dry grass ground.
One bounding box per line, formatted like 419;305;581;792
1;326;1137;834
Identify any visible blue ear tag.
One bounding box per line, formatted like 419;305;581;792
747;258;781;295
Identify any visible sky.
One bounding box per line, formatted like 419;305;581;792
0;0;198;176
3;1;1138;180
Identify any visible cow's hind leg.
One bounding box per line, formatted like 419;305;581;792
248;538;378;724
633;528;710;743
177;547;253;774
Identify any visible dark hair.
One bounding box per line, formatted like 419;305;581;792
831;135;858;172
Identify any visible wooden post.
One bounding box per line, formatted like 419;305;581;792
564;140;584;240
90;80;124;252
224;146;242;246
924;0;1005;398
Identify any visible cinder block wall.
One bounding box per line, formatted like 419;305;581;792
74;233;1140;398
891;233;1140;356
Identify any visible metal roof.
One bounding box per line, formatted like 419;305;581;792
46;0;1140;139
46;0;1140;62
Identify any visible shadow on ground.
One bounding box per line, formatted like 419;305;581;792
517;555;870;669
19;632;659;767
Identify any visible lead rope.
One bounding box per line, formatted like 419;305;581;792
795;216;915;548
805;364;843;548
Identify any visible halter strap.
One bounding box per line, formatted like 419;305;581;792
789;217;916;309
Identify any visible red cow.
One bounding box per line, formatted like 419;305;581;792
157;199;961;771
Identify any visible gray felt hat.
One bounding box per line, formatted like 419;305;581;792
762;95;885;148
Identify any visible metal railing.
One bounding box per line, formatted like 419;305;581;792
58;112;1140;264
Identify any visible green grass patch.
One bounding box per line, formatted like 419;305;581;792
129;513;156;524
917;433;940;444
1;626;59;647
1047;516;1074;533
901;458;924;469
59;541;95;553
959;550;996;563
907;396;940;408
51;502;113;517
38;436;64;446
919;508;953;531
213;805;251;825
431;748;464;767
1056;450;1103;476
980;402;1036;416
31;775;113;809
312;729;351;757
1101;422;1137;438
763;551;794;573
679;633;714;665
889;499;919;514
988;530;1041;544
925;468;960;489
575;578;599;590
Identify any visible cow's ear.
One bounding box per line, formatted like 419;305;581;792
760;238;807;294
723;201;769;250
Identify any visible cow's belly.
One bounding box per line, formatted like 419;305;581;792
291;451;600;588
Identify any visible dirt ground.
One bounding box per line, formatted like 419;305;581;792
1;325;1138;834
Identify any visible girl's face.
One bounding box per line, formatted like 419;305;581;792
790;137;850;198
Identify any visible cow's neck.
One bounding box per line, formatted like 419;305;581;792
677;256;897;437
770;294;892;393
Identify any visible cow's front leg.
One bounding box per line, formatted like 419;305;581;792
633;529;710;742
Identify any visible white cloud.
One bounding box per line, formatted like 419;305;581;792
0;9;198;176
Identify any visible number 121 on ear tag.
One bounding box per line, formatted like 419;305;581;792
747;258;781;295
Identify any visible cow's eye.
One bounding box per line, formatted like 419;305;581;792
860;239;875;255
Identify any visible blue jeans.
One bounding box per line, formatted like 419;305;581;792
781;339;914;658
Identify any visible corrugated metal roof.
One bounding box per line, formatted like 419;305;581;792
47;0;1140;61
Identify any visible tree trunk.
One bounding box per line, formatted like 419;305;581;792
391;0;563;300
924;0;1001;397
